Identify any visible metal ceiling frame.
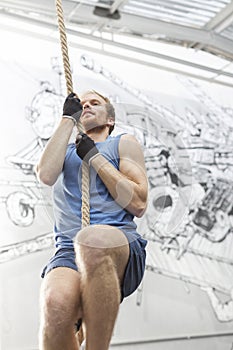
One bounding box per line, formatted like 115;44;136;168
1;1;233;57
0;0;233;87
204;1;233;31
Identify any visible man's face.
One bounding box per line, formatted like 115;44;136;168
80;92;113;132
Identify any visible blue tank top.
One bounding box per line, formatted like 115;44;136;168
53;134;139;249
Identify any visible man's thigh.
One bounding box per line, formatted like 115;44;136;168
74;224;147;300
75;224;130;283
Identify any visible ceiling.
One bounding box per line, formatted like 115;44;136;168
1;0;233;87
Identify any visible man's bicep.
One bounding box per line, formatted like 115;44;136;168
119;135;147;185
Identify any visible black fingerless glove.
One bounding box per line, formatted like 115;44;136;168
75;133;99;164
63;92;83;124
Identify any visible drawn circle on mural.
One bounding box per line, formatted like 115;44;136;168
6;191;35;227
26;87;62;139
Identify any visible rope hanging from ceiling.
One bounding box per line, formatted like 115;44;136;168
55;1;87;344
55;0;90;229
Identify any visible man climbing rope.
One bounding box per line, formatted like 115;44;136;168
36;90;148;350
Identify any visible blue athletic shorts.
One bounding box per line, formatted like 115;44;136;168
41;235;147;301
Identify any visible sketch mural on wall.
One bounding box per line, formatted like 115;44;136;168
0;58;63;229
1;54;233;327
80;54;233;324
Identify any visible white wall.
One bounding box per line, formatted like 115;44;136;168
1;28;233;350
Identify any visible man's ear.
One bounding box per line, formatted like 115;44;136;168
107;117;114;126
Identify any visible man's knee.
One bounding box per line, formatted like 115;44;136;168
41;286;68;325
74;224;129;249
41;277;80;330
74;229;112;273
74;225;129;276
39;286;78;347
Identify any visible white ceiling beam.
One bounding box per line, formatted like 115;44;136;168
2;18;233;90
1;10;233;83
114;13;233;57
1;1;233;58
56;3;233;57
204;1;233;32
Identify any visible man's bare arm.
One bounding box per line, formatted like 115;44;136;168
36;93;83;185
91;134;148;217
36;119;74;186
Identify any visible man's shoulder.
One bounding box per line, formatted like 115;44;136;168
118;133;143;158
119;133;139;144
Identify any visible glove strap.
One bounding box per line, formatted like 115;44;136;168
88;153;101;166
62;115;77;126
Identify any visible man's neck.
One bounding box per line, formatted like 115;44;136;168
86;126;109;142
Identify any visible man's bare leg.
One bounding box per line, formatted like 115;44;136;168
75;225;130;350
39;267;82;350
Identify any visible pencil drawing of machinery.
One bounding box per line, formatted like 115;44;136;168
79;54;233;323
192;178;233;242
1;54;233;323
0;58;63;227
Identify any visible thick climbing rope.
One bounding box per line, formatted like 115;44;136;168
55;0;90;228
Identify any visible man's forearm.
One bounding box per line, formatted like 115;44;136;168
36;118;75;186
91;154;147;217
